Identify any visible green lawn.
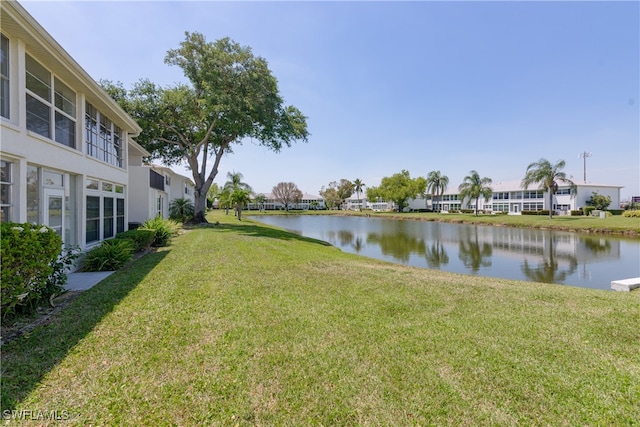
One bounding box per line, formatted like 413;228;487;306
2;210;639;425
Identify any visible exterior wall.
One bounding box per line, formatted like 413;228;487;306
127;165;195;223
1;1;146;252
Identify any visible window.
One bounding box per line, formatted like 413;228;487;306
85;102;123;167
86;195;100;243
1;34;9;119
493;192;509;200
156;194;164;217
116;199;125;234
0;160;12;222
25;54;76;147
27;165;39;223
523;190;543;199
86;179;125;243
103;197;114;238
556;188;572;195
523;202;544;211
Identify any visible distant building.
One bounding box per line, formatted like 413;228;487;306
406;181;623;214
248;192;325;210
128;165;195;224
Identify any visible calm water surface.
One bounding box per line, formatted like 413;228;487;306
252;215;640;290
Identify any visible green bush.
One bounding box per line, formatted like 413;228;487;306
115;229;156;252
521;210;552;216
622;210;640;218
82;239;134;272
608;209;624;216
583;206;596;216
1;223;62;319
141;216;179;247
570;210;583;216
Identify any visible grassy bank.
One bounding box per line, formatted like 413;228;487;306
2;211;639;425
248;209;640;236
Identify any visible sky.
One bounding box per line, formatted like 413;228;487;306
20;0;640;199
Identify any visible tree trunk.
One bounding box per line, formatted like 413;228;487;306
549;192;553;219
193;191;208;223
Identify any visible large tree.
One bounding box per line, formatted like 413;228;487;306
320;180;354;210
521;158;575;219
100;33;308;223
426;170;449;212
366;170;427;212
319;185;340;210
272;182;303;211
458;170;493;216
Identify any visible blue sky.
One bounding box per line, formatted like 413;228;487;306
22;0;640;199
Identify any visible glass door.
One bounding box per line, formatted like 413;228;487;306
44;188;65;244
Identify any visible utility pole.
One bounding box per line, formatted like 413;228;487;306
579;151;592;183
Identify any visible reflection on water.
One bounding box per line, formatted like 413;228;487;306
251;215;640;290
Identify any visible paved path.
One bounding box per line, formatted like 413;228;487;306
65;271;115;291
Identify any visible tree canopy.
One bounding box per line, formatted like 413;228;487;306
272;182;303;211
100;32;309;223
319;180;354;210
366;170;426;212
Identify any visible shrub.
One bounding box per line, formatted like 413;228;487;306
570;210;583;216
608;209;624;216
141;216;179;247
115;229;156;252
1;223;62;319
169;198;195;223
583;206;596;217
623;210;640;218
82;239;134;272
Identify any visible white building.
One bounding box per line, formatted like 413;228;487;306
128;165;195;224
248;192;325;211
406;181;623;214
1;0;150;249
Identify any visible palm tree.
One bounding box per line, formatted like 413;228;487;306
353;178;365;211
458;170;493;216
426;170;449;212
231;189;252;221
253;193;267;211
521;158;575;219
224;171;253;217
168;198;194;223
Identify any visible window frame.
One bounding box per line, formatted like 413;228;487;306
25;54;77;147
1;33;9;119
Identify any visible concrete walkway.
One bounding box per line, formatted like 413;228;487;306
65;271;115;291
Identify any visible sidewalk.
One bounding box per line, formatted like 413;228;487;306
64;271;115;291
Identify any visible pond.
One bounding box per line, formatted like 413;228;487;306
251;215;640;290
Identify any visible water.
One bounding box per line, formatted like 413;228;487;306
252;215;640;290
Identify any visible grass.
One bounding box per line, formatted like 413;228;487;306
248;208;640;236
2;210;639;425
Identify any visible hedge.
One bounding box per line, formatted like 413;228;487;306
1;223;62;319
